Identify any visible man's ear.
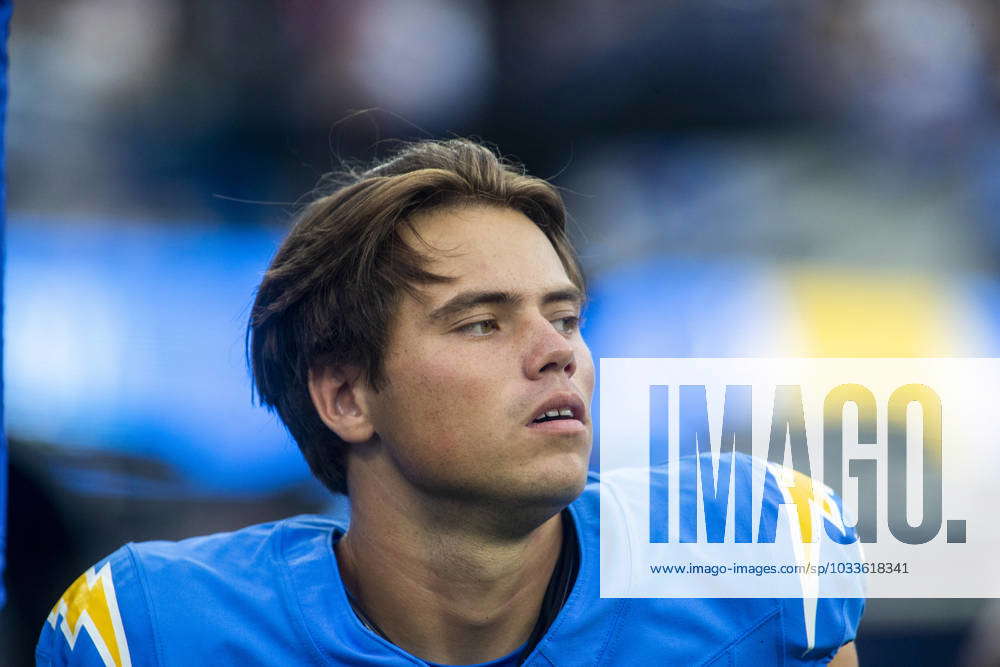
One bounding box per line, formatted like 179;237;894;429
307;364;376;444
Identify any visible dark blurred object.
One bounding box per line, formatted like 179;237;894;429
857;629;973;667
0;438;328;664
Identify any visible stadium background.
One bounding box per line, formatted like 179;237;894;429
5;1;1000;664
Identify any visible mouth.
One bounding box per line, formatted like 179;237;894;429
526;393;587;431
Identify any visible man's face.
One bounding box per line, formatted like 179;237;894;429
362;205;595;509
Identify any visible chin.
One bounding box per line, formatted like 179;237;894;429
513;455;590;510
486;482;585;538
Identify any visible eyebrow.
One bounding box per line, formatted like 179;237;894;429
427;286;585;323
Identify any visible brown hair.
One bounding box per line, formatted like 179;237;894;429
248;139;584;495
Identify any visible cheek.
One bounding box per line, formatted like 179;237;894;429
379;350;505;447
404;352;496;402
375;352;513;485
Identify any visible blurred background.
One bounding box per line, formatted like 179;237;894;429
5;0;1000;664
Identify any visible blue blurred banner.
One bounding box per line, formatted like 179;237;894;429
5;219;309;495
0;0;12;610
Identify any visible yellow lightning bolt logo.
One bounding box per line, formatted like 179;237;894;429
46;563;132;667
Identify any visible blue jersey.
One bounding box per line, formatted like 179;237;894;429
37;469;864;666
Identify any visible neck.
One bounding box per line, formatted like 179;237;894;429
336;460;569;664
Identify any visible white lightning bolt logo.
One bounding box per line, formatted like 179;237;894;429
767;462;849;657
47;563;133;667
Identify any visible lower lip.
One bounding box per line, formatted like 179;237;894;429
526;419;587;434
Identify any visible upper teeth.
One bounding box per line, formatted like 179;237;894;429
537;407;574;420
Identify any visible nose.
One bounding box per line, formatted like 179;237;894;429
524;318;577;380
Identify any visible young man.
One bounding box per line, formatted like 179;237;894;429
38;139;862;665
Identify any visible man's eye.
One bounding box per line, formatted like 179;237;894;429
460;319;498;336
552;316;580;334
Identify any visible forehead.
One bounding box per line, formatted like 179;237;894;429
405;205;573;294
